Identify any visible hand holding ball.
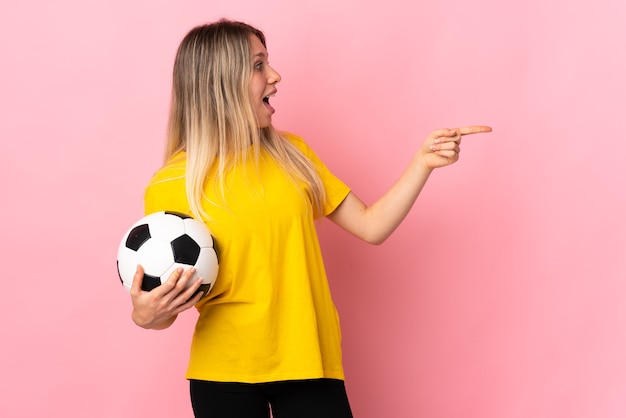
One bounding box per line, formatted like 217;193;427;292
117;211;219;299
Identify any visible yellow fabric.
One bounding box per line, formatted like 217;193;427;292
144;133;351;383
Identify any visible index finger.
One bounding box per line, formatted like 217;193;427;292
455;126;493;136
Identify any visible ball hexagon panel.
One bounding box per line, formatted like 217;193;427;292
148;213;186;243
136;238;176;278
183;217;214;248
197;247;219;285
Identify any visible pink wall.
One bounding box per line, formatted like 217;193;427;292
2;0;625;417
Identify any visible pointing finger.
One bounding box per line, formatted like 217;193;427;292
455;126;493;136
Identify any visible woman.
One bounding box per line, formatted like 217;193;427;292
129;19;491;418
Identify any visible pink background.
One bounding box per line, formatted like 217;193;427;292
1;0;625;417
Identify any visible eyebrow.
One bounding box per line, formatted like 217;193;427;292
253;52;268;59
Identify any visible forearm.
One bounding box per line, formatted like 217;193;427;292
364;156;433;243
328;126;491;245
329;156;433;245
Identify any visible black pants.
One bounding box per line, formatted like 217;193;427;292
190;378;353;418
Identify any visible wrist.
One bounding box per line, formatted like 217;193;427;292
412;153;434;175
132;311;176;330
131;310;152;329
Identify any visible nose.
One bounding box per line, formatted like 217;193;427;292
268;65;281;85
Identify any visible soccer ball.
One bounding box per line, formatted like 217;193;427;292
116;211;219;298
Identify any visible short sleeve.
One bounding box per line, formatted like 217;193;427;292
282;132;351;216
143;155;189;216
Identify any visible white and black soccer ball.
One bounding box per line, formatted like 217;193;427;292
116;211;219;298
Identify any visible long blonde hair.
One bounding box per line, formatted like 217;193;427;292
165;20;326;220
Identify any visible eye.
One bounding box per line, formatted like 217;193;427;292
254;61;264;71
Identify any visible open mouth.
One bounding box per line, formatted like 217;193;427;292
262;92;276;113
263;92;275;105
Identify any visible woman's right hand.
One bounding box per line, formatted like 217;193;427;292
130;265;204;329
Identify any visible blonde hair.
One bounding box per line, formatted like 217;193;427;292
164;20;326;220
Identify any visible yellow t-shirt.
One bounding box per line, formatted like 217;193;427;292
144;133;351;383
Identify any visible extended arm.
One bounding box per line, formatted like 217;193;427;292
327;126;492;244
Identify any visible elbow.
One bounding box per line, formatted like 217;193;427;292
347;223;393;245
362;231;390;246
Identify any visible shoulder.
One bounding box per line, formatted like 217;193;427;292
145;152;186;198
278;131;314;156
148;152;186;185
144;152;188;215
279;131;304;144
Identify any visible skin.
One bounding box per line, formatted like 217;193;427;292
131;265;203;329
328;125;492;244
131;35;281;329
249;35;281;129
130;34;492;329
